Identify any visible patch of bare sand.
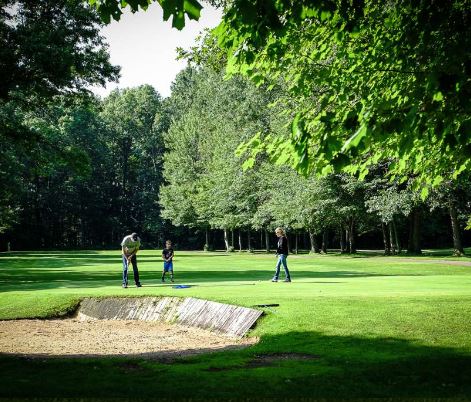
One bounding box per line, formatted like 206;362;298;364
0;317;257;359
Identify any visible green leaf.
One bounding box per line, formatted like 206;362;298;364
358;167;369;181
341;125;367;152
184;0;203;21
291;113;304;141
301;7;318;18
432;175;443;186
172;11;185;30
452;162;468;179
320;10;331;21
432;91;443;102
242;157;255;170
420;187;429;200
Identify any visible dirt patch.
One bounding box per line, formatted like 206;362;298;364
0;316;257;360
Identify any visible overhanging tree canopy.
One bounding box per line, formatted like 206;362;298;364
93;0;471;196
218;0;471;196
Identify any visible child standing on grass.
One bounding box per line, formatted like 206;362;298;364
162;240;174;283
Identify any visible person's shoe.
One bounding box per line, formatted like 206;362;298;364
161;279;165;283
284;278;291;282
122;284;128;288
271;278;278;282
170;278;174;283
136;283;142;288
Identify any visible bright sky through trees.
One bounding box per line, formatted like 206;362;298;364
90;2;221;98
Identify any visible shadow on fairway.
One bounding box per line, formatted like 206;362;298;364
0;267;412;291
0;330;469;400
0;251;457;292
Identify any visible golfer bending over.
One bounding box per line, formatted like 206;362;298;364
121;232;142;288
272;227;291;282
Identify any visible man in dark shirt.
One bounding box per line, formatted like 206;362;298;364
161;240;174;283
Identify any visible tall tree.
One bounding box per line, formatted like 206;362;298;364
1;0;119;100
101;85;165;242
0;0;118;235
428;180;471;256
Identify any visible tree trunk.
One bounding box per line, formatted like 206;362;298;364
247;230;252;252
294;231;299;254
231;230;234;248
238;230;242;252
407;208;422;254
348;218;356;254
265;229;270;252
223;228;230;252
121;138;131;211
321;231;328;254
382;222;391;255
388;222;396;255
309;231;320;253
392;217;401;253
33;175;43;248
205;229;209;251
339;227;347;253
449;203;465;256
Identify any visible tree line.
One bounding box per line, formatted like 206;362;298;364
159;66;471;255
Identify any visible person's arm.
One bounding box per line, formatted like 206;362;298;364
128;246;139;260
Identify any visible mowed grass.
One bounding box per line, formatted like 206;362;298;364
1;249;471;400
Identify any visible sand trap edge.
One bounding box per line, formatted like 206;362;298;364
78;297;263;337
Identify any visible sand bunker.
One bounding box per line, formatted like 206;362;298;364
0;316;257;359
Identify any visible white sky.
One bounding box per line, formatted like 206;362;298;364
90;3;222;99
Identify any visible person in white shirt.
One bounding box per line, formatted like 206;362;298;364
121;232;141;288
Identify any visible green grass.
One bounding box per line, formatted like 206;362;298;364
1;249;471;400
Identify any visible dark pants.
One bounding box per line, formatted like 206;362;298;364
122;254;140;285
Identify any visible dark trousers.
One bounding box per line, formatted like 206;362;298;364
122;254;140;285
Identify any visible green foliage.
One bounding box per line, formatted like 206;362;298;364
100;85;166;238
88;0;202;28
2;85;168;247
0;0;119;234
215;0;471;188
365;182;415;224
1;0;119;100
160;67;274;239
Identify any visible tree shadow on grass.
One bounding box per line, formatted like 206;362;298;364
0;267;414;291
0;330;469;400
0;251;439;292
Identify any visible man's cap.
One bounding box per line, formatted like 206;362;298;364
131;233;138;240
